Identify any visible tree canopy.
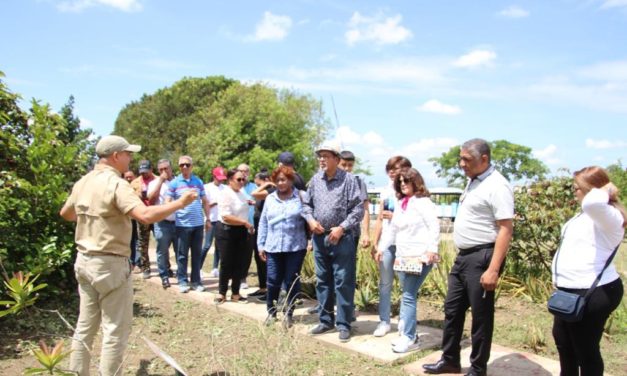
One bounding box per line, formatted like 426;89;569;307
115;77;329;181
429;139;549;187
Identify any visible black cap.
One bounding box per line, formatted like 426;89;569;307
138;160;152;173
277;151;295;165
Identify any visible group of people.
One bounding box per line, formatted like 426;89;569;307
61;135;624;376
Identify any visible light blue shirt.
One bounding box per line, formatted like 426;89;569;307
244;181;256;224
257;189;308;253
167;174;206;227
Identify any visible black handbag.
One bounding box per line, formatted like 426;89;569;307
548;220;619;322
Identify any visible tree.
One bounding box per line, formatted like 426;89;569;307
0;72;95;294
114;76;236;165
429;139;549;187
606;160;627;199
187;83;329;180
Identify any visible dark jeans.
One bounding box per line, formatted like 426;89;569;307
175;225;203;286
130;219;139;266
252;229;267;289
441;246;502;374
154;220;176;279
266;250;306;317
137;222;153;272
200;221;218;269
552;278;623;376
312;232;356;331
215;222;252;296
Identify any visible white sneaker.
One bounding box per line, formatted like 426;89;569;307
373;321;391;337
392;335;420;353
241;281;249;289
210;268;219;278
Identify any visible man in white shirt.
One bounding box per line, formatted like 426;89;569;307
147;159;178;289
423;138;514;376
201;166;226;277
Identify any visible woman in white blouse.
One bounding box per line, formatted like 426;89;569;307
551;166;625;376
214;168;255;304
376;168;440;353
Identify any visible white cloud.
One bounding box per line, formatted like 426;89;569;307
578;60;627;82
333;126;385;146
533;144;560;165
498;6;530;18
453;49;497;68
80;117;94;128
363;131;384;145
57;0;142;12
417;99;462;115
345;12;413;46
600;0;627;10
585;138;627;149
252;11;292;41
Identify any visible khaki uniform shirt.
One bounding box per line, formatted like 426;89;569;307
64;164;143;257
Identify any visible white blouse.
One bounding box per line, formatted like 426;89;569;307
378;196;440;258
218;186;250;224
552;188;624;289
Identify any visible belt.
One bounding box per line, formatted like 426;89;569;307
163;219;175;223
458;243;495;255
80;251;128;259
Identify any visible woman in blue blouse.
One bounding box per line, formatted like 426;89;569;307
257;166;308;327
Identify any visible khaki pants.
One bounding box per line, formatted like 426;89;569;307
69;253;133;376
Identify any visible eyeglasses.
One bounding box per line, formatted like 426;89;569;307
573;186;581;192
236;178;246;182
179;163;191;168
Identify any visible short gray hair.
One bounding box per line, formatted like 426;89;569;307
157;159;171;166
462;138;491;162
178;155;193;164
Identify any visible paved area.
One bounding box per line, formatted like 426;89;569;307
139;248;564;374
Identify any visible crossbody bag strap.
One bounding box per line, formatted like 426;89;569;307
582;243;620;300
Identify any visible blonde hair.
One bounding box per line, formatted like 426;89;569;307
574;166;627;227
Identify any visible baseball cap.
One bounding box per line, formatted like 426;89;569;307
95;135;141;156
315;142;341;157
212;166;227;181
277;151;295;165
138;160;152;173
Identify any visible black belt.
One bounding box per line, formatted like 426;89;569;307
458;243;495;255
163;219;175;223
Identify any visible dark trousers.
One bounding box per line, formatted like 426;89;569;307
175;225;203;285
266;250;306;317
442;246;501;374
137;222;153;272
215;222;252;296
552;278;623;376
130;219;139;266
252;227;267;289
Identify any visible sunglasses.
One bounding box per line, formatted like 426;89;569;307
236;178;246;182
179;163;191;168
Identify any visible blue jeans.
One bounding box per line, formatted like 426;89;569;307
312;233;356;331
176;225;203;286
266;250;306;317
378;245;396;323
398;264;433;341
130;219;140;266
200;221;218;269
154;220;177;279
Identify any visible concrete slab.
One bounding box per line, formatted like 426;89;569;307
405;344;562;376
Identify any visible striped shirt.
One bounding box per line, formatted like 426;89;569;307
167;174;206;227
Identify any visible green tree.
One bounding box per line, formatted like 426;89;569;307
429;140;549;187
0;72;95;293
187;83;329;180
114;76;235;165
606;160;627;199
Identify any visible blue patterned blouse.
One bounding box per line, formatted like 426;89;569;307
257;189;308;253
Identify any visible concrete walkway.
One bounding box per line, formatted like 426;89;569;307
138;249;564;375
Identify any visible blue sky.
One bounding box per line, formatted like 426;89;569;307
2;0;626;187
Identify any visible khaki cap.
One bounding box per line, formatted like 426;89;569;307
96;135;141;156
315;142;341;157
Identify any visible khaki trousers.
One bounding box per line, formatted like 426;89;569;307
69;253;133;376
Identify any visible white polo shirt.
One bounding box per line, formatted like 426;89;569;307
453;165;514;250
148;177;175;222
204;182;224;222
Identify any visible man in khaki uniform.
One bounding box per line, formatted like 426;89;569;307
60;135;197;376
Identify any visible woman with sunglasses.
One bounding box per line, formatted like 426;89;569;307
376;168;440;353
214;168;254;303
551;166;625;375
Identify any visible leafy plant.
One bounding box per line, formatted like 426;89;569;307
24;340;74;375
0;272;47;318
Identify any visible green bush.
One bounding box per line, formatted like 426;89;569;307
0;72;94;296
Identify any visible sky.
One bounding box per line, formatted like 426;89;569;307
2;0;627;187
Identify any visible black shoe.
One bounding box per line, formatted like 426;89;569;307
249;289;266;297
255;293;267;302
465;371;486;376
168;269;175;278
309;324;333;335
307;305;320;314
161;278;170;289
283;315;294;329
422;359;462;374
338;329;350;342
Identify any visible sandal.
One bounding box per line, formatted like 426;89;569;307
214;295;226;304
231;296;248;304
